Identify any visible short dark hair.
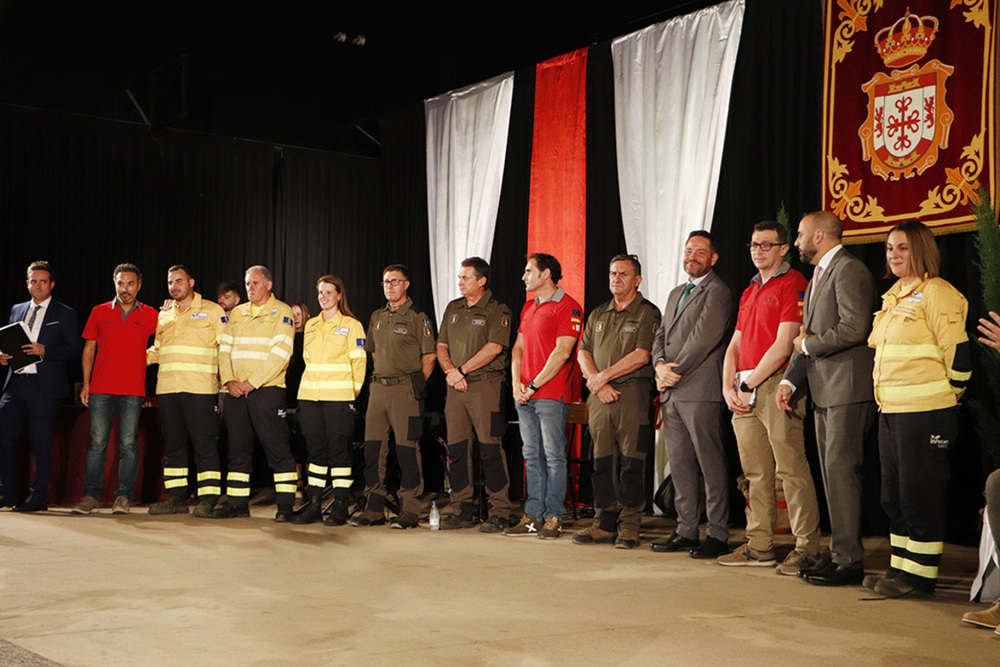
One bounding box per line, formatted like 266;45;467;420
383;264;409;280
886;220;940;279
245;265;272;283
114;262;142;282
27;260;54;281
217;280;241;297
528;252;562;284
167;264;192;280
753;220;788;245
461;257;491;287
610;254;641;276
687;230;718;254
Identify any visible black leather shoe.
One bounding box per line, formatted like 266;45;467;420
797;555;832;575
800;563;865;586
0;495;18;508
12;495;48;512
208;502;250;519
650;532;700;553
689;536;731;559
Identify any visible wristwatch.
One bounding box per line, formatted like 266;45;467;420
527;380;539;392
739;381;753;393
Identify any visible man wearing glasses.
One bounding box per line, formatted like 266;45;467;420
718;221;822;574
354;264;436;527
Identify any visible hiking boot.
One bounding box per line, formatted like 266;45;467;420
874;576;932;599
439;513;477;530
717;543;776;567
148;498;189;515
478;515;508;534
72;495;99;515
208;502;250;519
274;507;294;523
351;509;386;527
776;549;820;576
962;598;1000;629
573;525;617;545
537;516;562;539
614;527;640;549
390;511;420;529
504;515;541;537
291;498;322;525
111;496;131;515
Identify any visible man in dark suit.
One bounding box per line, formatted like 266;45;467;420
649;231;733;559
0;261;81;511
777;211;876;585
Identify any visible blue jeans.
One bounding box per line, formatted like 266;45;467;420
83;393;144;499
515;399;569;521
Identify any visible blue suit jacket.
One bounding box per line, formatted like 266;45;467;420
3;299;81;401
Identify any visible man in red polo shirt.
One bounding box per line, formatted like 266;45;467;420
74;263;158;515
718;221;821;572
506;253;582;539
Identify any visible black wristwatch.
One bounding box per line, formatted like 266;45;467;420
527;380;539;392
457;366;467;377
739;381;753;393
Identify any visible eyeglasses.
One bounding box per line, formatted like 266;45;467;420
381;278;404;287
747;242;784;251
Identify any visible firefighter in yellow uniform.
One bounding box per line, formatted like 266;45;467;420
147;265;227;518
292;275;367;526
866;221;971;598
213;265;298;521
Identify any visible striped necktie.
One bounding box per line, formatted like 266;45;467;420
26;304;41;330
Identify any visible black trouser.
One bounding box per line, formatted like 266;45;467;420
299;400;355;500
222;386;296;509
878;407;957;591
158;392;221;503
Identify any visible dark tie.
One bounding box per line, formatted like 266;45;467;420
26;304;41;330
676;283;695;314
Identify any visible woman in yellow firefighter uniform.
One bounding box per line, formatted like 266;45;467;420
867;220;971;598
292;275;367;525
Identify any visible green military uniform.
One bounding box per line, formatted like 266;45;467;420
579;292;661;535
437;289;512;521
361;298;435;517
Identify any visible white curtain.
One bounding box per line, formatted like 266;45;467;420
611;0;744;310
425;72;514;323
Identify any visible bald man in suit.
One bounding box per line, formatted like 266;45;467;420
777;211;876;586
649;230;733;559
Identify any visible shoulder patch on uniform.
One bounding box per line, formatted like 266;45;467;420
356;337;366;348
596;321;605;333
221;315;229;324
283;316;293;326
450;314;458;324
501;315;509;327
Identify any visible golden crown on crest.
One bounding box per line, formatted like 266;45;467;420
874;10;939;69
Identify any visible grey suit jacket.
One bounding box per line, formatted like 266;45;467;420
651;270;732;403
783;248;875;408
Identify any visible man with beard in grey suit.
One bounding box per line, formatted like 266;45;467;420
649;230;734;559
777;210;876;586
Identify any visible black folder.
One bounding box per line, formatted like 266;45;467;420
0;322;43;371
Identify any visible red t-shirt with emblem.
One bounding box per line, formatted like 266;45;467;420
517;288;583;402
82;301;158;396
734;266;806;371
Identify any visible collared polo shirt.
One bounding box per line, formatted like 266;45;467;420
437;288;511;377
148;292;227;395
869;276;969;413
517;287;583;402
580;292;660;383
366;298;435;378
83;300;158;396
735;263;806;371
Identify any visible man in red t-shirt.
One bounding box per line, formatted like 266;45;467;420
718;221;821;573
74;263;158;515
506;253;582;539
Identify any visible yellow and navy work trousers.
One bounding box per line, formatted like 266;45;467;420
878;407;958;592
157;393;221;504
222;386;297;511
298;400;356;500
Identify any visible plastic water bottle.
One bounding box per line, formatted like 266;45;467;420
429;500;440;531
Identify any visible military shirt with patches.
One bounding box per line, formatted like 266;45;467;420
365;297;435;377
437;288;511;376
580;291;661;383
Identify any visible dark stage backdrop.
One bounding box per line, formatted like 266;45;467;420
0;0;990;542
